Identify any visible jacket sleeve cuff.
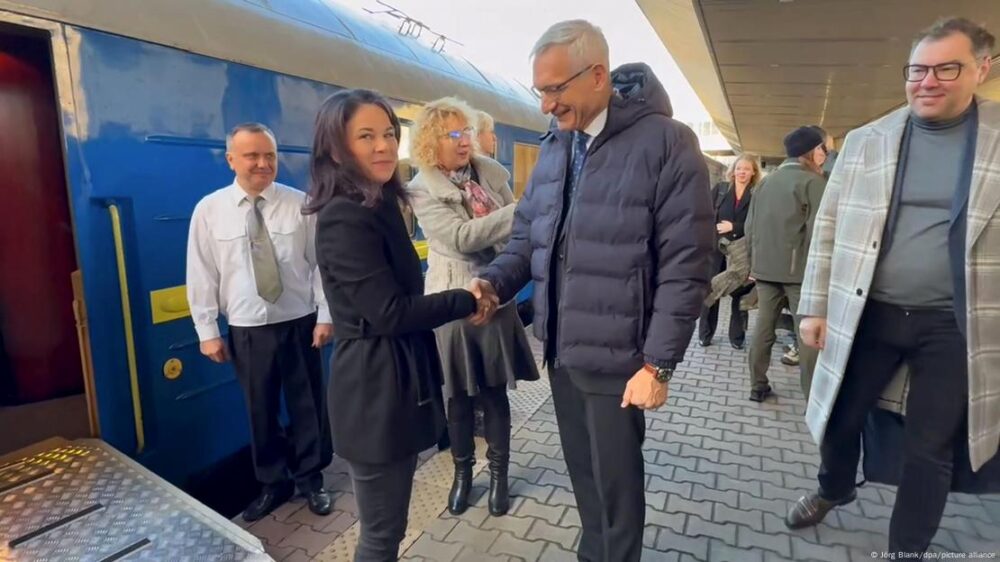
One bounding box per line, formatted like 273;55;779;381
797;298;828;319
195;322;221;342
644;356;677;370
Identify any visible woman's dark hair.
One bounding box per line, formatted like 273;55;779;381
302;89;405;214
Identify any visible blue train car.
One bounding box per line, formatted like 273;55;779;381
0;0;548;497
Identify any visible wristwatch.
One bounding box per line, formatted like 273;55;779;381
643;363;674;383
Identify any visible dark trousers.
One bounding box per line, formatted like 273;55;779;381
349;454;418;562
550;366;645;562
447;385;511;463
748;281;817;396
229;313;333;491
817;300;967;553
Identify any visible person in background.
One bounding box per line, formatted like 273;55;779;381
699;153;761;349
476;110;497;158
811;125;838;178
744;126;826;402
407;97;540;517
303;89;495;561
186;122;333;522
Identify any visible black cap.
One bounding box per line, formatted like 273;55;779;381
784;126;824;158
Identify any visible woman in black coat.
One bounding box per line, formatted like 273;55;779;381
698;154;760;349
303;89;492;561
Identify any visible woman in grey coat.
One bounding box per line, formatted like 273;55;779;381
407;98;540;517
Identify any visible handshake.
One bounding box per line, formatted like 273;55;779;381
466;278;500;326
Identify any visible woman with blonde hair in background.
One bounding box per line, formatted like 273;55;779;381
698;153;761;349
407;97;539;517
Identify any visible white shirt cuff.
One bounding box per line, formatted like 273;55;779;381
316;306;332;325
195;322;221;342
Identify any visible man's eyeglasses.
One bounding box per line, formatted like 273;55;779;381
444;127;475;141
903;62;967;82
531;64;597;100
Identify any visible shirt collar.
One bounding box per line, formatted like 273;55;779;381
229;179;277;206
582;107;608;141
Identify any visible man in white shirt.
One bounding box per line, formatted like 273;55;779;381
187;123;333;521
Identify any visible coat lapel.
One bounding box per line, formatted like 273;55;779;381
868;107;909;213
968;101;1000;249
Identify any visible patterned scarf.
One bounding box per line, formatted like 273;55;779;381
444;165;498;218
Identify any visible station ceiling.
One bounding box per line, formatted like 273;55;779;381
638;0;1000;157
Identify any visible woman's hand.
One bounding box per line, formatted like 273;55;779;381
716;220;734;234
467;278;499;326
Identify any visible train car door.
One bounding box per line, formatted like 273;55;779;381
0;25;96;455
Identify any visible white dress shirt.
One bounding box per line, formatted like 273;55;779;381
186;181;330;341
583;107;608;150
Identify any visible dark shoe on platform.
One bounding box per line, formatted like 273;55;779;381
447;457;474;515
748;385;773;402
242;482;294;522
699;338;712;347
730;339;745;350
785;489;857;529
306;489;333;516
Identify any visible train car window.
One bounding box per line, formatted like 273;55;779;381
513;142;540;200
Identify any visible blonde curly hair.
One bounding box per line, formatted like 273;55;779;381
409;97;477;171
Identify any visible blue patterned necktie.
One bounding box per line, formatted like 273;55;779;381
567;131;590;202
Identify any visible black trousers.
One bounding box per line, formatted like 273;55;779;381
349;454;418;562
550;366;645;562
698;254;750;345
229;313;333;491
817;300;967;553
447;385;511;462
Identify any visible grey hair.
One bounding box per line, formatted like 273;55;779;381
530;19;609;67
476;110;495;133
225;122;276;152
913;17;996;59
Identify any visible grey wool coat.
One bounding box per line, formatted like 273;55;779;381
407;155;516;293
800;98;1000;471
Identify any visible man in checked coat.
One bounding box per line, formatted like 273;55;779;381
786;17;1000;554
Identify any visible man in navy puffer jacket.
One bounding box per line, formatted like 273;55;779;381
472;19;715;562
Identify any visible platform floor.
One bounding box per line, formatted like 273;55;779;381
236;311;1000;561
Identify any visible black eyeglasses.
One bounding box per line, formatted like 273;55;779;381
903;62;965;82
531;64;596;100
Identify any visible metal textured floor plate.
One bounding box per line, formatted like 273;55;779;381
0;439;271;562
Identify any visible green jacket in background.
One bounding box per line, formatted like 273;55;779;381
745;159;826;284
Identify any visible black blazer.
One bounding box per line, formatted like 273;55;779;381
316;195;476;464
711;181;752;240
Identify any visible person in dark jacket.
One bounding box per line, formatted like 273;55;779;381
470;20;715;562
698;153;760;349
744;126;827;402
303;89;492;562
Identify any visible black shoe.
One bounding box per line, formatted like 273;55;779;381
242;483;294;522
487;454;510;516
447;457;474;515
786;489;857;529
699;337;712;347
748;385;773;402
306;489;332;516
730;339;745;350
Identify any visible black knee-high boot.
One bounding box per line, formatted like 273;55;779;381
481;388;512;516
446;395;475;515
